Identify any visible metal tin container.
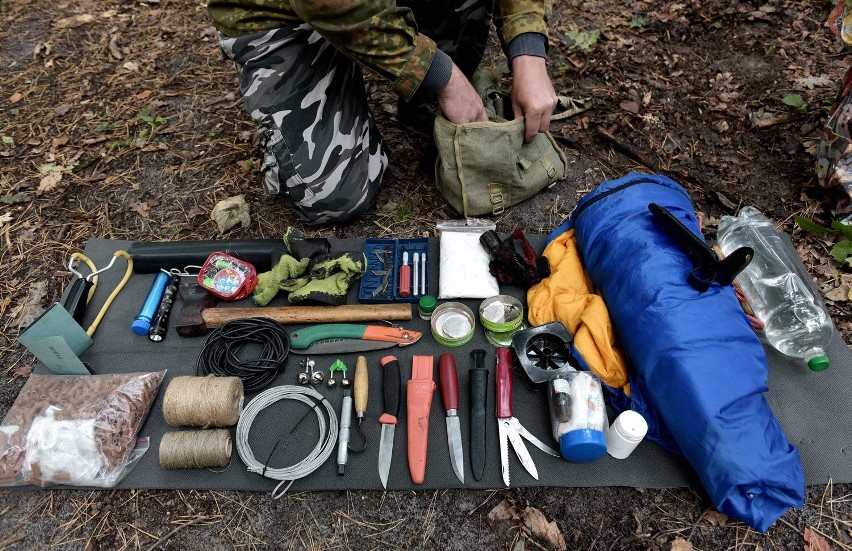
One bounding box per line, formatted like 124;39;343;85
486;322;528;347
479;295;524;333
431;302;476;347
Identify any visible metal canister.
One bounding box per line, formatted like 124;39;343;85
431;302;476;347
485;322;528;347
479;295;525;346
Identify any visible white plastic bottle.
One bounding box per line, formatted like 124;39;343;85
717;206;831;371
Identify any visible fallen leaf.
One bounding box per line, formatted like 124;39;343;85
130;201;151;218
793;76;836;89
211;195;250;234
108;32;123;60
54;14;96;28
13;280;49;328
54;104;72;116
135;90;152;100
703;510;728;527
51;135;70;149
0;212;12;224
522;507;566;551
140;142;168;152
750;111;796;129
12;365;33;378
487;498;517;521
123;61;140;72
671;538;694;551
804;527;832;551
237;159;256;173
620;100;640;114
632;512;643;535
187;206;206;218
9;92;22;103
0;192;32;205
825;286;851;302
378;201;398;214
37;171;63;194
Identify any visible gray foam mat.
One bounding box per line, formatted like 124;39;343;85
18;237;852;492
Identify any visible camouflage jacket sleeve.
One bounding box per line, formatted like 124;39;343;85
496;0;551;45
289;0;437;101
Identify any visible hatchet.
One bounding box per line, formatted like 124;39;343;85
174;281;412;337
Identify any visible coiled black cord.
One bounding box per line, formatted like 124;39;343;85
197;317;289;393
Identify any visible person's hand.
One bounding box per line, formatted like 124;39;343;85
437;63;489;124
511;55;557;143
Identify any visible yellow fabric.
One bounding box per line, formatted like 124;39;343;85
526;228;629;390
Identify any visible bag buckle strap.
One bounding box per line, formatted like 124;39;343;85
542;156;556;178
488;183;505;215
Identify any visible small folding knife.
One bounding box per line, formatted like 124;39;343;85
289;324;422;355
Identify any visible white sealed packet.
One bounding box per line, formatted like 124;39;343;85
436;219;500;299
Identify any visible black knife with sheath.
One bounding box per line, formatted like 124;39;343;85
469;349;489;481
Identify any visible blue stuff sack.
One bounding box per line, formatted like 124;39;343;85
549;172;804;532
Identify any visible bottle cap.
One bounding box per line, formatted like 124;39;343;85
131;317;152;336
606;410;648;459
418;295;437;319
807;355;830;372
558;429;607;463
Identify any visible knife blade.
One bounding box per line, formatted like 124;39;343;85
378;355;401;489
469;349;488;481
439;353;464;484
499;419;510;487
507;419;539;480
515;423;560;457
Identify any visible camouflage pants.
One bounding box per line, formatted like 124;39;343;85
220;0;494;225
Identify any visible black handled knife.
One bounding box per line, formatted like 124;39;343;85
469;349;488;481
378;355;401;488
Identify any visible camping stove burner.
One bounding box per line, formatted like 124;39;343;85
511;321;578;385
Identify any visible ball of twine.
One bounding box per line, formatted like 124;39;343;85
159;429;232;469
162;376;243;427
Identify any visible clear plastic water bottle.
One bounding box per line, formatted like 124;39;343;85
717;206;831;371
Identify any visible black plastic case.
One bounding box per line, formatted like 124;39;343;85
359;238;429;303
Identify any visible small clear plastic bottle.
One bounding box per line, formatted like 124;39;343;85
717;206;832;371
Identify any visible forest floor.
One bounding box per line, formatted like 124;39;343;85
0;0;851;549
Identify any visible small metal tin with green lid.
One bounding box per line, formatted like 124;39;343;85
431;302;476;347
418;295;437;320
479;295;524;333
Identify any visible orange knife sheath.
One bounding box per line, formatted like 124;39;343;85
407;355;435;485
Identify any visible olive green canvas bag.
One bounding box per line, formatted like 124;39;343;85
433;68;568;217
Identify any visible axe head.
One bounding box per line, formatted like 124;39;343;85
175;279;218;337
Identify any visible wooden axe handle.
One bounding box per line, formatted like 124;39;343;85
201;303;412;328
